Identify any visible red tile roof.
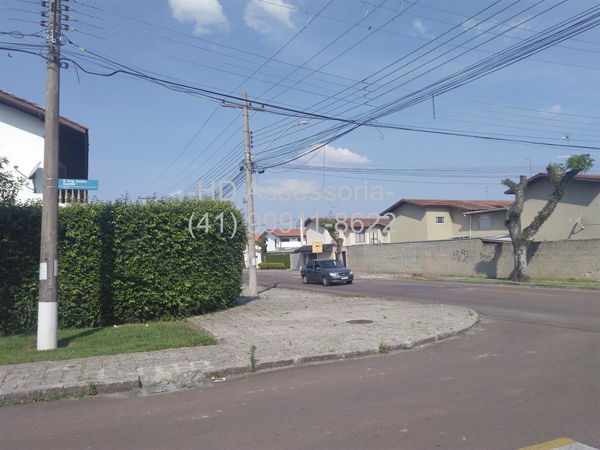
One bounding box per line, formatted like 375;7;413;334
304;217;390;227
504;172;600;194
381;199;512;215
261;228;303;238
0;89;87;133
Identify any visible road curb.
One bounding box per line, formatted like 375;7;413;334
354;273;600;290
0;310;479;406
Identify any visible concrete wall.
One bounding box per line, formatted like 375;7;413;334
346;238;600;280
522;179;600;241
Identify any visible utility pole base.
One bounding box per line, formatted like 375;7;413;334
37;302;58;350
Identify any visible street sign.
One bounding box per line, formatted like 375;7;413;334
58;179;99;190
312;242;323;253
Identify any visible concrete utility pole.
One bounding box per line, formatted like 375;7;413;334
242;93;258;297
38;0;61;350
222;93;265;297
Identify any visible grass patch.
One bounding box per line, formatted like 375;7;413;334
418;275;600;289
0;321;215;366
378;342;391;354
530;278;600;288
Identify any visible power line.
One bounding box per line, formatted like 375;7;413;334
67;0;376;88
256;2;600;168
145;1;334;197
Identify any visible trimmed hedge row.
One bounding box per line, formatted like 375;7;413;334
0;199;246;335
265;252;291;269
258;262;286;270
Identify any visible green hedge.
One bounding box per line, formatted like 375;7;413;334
265;252;291;269
258;262;286;270
0;202;41;334
0;198;246;335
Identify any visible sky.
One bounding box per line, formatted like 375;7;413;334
1;0;599;230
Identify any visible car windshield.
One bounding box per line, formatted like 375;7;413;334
319;260;342;269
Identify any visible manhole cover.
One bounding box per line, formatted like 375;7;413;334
346;319;374;324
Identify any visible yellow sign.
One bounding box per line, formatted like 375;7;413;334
312;242;323;253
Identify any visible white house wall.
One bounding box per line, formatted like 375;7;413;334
0;103;44;202
265;232;303;251
306;221;390;246
265;233;278;252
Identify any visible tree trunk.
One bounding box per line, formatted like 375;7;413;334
334;237;344;265
510;239;530;282
502;156;593;282
323;223;344;265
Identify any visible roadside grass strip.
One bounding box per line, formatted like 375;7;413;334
520;437;597;450
0;321;215;365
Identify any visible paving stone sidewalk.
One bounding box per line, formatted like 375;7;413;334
0;287;478;404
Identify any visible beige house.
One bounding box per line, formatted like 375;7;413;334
505;173;600;241
294;217;391;266
304;217;391;247
380;199;512;243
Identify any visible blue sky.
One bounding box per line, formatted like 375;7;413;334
1;0;599;229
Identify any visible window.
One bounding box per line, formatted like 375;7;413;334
355;232;365;243
281;237;290;242
436;216;445;223
478;214;492;231
369;231;379;244
320;260;341;268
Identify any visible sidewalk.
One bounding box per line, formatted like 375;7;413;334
0;287;478;404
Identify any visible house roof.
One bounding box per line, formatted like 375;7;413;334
380;199;512;215
0;89;88;134
504;172;600;194
261;228;303;238
304;217;390;228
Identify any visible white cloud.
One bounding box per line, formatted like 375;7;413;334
412;19;428;35
539;104;563;115
255;178;319;202
244;0;295;34
169;0;228;34
301;144;369;166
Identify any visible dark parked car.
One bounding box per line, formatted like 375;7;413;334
300;259;353;286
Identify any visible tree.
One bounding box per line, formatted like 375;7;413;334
0;157;25;205
321;219;344;264
502;154;594;282
256;235;268;261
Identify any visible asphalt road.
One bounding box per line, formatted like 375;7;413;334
1;273;599;449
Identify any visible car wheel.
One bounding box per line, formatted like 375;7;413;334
322;276;330;286
346;280;353;284
302;275;309;284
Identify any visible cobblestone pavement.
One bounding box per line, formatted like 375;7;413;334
0;287;478;404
